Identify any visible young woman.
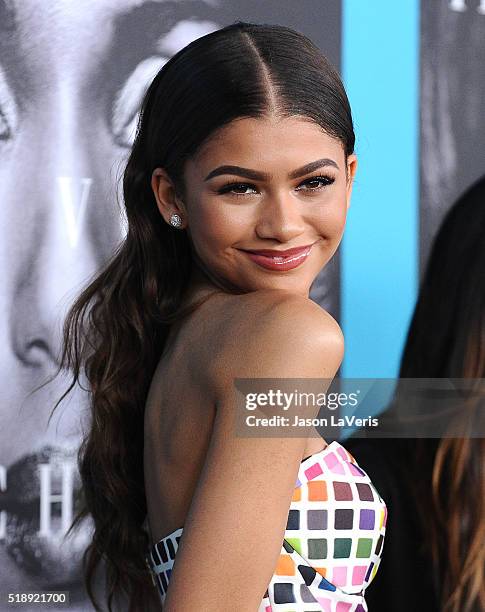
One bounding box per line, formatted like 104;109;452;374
53;22;387;611
347;176;485;612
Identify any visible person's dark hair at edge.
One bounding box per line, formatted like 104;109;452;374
32;21;355;612
398;175;485;612
379;176;485;612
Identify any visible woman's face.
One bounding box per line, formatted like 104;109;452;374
179;115;357;296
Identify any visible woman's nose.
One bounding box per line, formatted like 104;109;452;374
10;174;99;370
254;191;306;243
8;102;119;371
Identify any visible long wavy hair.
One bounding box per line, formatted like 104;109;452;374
40;21;355;611
397;175;485;612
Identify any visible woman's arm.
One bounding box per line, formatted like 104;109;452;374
162;291;344;612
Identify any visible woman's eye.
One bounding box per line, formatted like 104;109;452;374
298;176;335;191
218;183;257;196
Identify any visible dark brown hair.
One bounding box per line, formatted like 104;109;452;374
398;175;485;612
42;20;355;611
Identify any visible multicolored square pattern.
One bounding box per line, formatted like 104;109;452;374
146;440;387;611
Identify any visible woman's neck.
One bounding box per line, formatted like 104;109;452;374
183;264;223;306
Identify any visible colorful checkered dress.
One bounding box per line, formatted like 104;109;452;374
146;440;387;611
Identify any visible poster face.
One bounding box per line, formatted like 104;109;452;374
0;1;340;608
420;0;485;271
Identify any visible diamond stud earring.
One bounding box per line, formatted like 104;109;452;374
169;213;183;228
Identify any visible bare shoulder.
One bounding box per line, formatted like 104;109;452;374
208;289;344;390
246;287;343;336
221;288;343;342
162;289;344;609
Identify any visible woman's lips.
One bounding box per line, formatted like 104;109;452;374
1;445;89;584
241;243;315;271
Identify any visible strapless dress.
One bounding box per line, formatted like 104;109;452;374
146;440;387;611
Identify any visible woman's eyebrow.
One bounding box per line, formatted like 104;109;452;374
204;158;340;182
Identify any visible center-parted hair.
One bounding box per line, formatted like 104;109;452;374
43;21;355;611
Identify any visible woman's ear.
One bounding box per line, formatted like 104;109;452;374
151;168;187;227
345;153;358;210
